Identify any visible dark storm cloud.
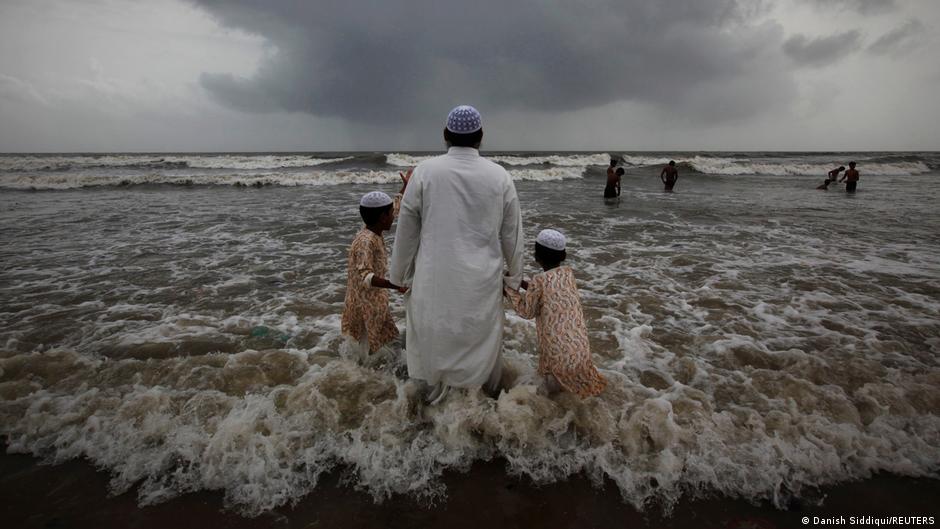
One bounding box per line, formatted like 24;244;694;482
783;30;862;67
867;20;927;55
801;0;896;15
189;0;795;127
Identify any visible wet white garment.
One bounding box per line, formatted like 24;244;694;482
389;146;524;388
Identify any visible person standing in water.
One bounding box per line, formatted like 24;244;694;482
660;160;679;191
604;167;623;201
839;161;860;193
389;105;524;402
505;229;607;398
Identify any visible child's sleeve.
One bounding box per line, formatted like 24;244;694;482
506;276;542;319
350;237;379;288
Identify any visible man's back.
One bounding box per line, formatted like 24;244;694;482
389;146;524;388
413;149;511;265
662;165;678;183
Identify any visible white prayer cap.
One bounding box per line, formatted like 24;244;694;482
445;105;483;134
359;191;393;208
536;229;566;251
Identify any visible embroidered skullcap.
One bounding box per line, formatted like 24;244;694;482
359;191;393;208
445;105;483;134
536;229;566;251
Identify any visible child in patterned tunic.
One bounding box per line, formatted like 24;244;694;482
505;229;607;398
341;174;410;356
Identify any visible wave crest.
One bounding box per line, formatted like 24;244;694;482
0;167;585;190
619;155;933;176
2;347;937;516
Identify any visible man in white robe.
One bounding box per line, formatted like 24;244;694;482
389;105;524;395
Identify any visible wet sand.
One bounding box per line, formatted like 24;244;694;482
3;447;937;529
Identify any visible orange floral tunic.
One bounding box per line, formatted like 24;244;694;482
340;196;401;353
506;266;607;398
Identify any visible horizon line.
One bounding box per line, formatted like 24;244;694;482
1;149;938;155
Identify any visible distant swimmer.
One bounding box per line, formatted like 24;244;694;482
660;160;678;191
605;167;623;201
818;166;845;189
839;161;859;193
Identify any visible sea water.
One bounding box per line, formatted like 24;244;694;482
1;151;938;515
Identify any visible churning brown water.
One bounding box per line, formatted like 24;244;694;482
1;151;938;515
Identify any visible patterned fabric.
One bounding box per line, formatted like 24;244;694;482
341;195;402;353
506;266;607;398
445;105;483;133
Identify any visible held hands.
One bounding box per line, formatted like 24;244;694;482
502;279;528;300
373;276;409;293
386;280;408;294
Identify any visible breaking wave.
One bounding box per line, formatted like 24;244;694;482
0;168;584;190
386;153;610;168
490;153;611;167
1;339;937;517
0;155;354;173
619;154;934;176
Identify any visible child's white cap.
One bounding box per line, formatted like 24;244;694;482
536;229;566;251
360;191;393;208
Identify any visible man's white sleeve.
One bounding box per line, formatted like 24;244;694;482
500;177;524;290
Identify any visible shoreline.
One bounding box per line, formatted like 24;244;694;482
2;448;937;529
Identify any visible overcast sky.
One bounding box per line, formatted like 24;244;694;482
0;0;937;151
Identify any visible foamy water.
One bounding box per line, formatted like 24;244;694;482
3;151;936;190
1;153;938;516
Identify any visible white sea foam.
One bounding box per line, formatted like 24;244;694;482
2;157;939;518
490;153;611;166
1;341;937;516
0;155;352;172
618;154;932;176
385;153;435;167
181;155;354;170
689;159;931;176
0;168;584;189
620;155;677;167
507;167;585;181
386;153;609;167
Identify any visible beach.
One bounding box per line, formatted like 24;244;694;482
3;449;938;528
1;151;939;524
0;455;940;529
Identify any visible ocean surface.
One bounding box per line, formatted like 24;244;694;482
1;151;938;516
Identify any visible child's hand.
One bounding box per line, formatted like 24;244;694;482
399;168;413;194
